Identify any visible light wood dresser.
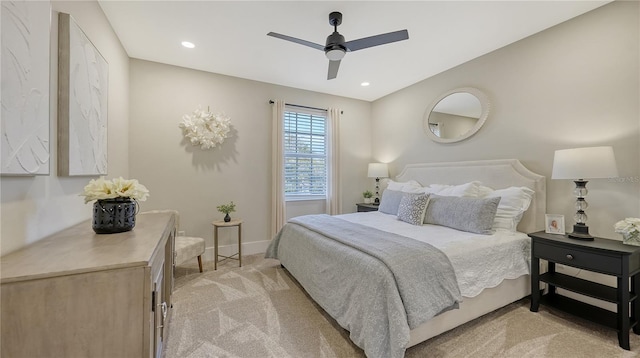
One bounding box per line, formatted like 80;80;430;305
1;211;176;358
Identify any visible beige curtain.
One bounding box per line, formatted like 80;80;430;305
271;100;286;237
326;108;342;215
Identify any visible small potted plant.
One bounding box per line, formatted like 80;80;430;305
217;201;236;222
363;190;373;204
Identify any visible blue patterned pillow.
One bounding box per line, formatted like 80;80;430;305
397;193;430;226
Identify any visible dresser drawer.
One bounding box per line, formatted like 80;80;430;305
534;242;621;275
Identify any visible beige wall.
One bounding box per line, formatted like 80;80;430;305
1;1;130;256
129;59;371;258
372;1;639;240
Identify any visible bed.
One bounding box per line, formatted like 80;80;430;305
266;159;546;358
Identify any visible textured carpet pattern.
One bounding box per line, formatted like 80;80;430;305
164;255;640;358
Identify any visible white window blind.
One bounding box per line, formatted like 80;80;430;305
283;107;327;199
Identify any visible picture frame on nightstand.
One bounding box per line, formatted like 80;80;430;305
545;214;565;235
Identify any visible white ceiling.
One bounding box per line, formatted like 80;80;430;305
98;1;610;102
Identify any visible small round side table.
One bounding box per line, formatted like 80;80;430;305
211;219;243;270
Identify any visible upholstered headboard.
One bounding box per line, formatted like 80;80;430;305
394;159;546;234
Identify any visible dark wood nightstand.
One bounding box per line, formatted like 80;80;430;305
529;231;640;350
356;203;379;212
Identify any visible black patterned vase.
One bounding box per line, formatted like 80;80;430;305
93;198;137;234
224;213;231;222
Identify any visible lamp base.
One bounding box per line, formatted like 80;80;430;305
567;224;594;241
374;177;381;206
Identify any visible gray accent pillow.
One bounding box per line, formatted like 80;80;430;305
397;193;430;226
424;195;501;234
378;189;404;215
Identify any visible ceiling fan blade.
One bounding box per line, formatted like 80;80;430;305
267;32;324;51
344;29;409;52
327;60;341;80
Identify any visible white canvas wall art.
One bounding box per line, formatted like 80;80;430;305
1;0;51;175
58;12;108;176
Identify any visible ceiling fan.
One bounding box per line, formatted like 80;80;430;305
267;11;409;80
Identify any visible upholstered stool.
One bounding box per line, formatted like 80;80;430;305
141;210;206;272
174;235;205;272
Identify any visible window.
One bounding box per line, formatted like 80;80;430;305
283;107;327;199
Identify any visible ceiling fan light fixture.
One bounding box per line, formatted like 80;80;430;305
325;48;345;61
268;11;408;80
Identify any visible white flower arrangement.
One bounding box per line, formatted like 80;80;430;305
81;177;150;204
179;106;231;149
614;218;640;237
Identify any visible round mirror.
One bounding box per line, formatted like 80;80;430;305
423;87;490;143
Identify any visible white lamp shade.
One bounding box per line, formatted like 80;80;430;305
368;163;389;178
551;146;619;179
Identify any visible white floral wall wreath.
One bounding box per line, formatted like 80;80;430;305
179;106;231;150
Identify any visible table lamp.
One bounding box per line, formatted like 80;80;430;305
551;146;618;240
367;163;389;205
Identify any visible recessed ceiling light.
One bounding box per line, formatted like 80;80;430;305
181;41;195;49
361;82;370;87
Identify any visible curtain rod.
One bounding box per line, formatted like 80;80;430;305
269;100;343;114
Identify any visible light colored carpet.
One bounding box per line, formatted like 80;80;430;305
163;254;640;358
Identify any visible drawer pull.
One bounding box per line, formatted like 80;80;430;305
566;254;574;260
161;302;168;320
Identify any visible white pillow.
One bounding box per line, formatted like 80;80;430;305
423;181;482;197
386;179;423;193
478;185;494;197
481;186;535;231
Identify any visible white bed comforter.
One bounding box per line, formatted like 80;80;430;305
339;211;531;298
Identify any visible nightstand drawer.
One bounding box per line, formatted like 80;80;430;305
534;242;621;275
356;203;378;212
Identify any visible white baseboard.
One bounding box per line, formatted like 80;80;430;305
201;239;271;262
